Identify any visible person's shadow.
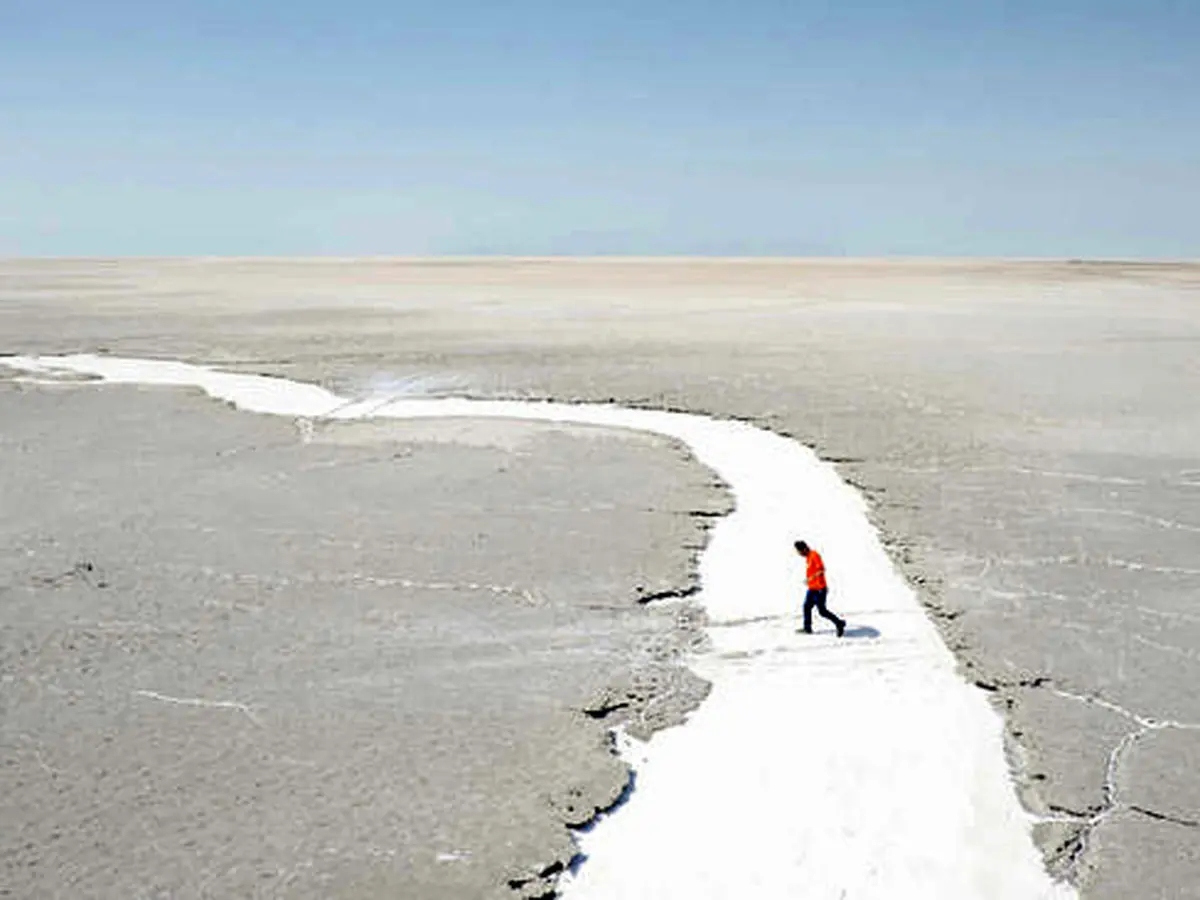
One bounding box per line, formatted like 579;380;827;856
842;624;882;639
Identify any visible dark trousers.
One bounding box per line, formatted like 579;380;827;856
803;588;844;632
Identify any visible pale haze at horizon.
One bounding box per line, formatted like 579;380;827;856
2;0;1197;258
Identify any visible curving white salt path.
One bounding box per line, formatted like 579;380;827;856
3;354;1073;900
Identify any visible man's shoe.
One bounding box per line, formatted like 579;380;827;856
798;627;812;634
836;621;846;638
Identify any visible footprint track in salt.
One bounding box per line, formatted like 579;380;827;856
2;354;1074;900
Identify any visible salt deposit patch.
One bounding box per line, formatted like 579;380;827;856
1;354;1074;900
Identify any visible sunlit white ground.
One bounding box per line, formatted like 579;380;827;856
2;354;1074;900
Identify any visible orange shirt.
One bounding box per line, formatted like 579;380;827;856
806;549;828;590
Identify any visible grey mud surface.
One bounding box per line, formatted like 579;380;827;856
3;258;1199;898
0;384;719;899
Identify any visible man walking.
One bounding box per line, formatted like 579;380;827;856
795;540;846;637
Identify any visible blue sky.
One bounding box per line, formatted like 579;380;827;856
2;0;1197;256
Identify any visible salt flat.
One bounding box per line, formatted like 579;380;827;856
2;259;1198;898
0;376;717;899
3;353;1074;899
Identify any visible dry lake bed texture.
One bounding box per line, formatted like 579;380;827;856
2;259;1198;899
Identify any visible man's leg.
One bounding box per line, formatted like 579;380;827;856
815;589;846;637
802;591;816;632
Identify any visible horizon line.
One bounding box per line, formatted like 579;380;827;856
2;255;1197;265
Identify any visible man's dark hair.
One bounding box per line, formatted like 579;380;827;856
794;540;809;553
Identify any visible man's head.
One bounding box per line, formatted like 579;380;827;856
794;540;810;556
